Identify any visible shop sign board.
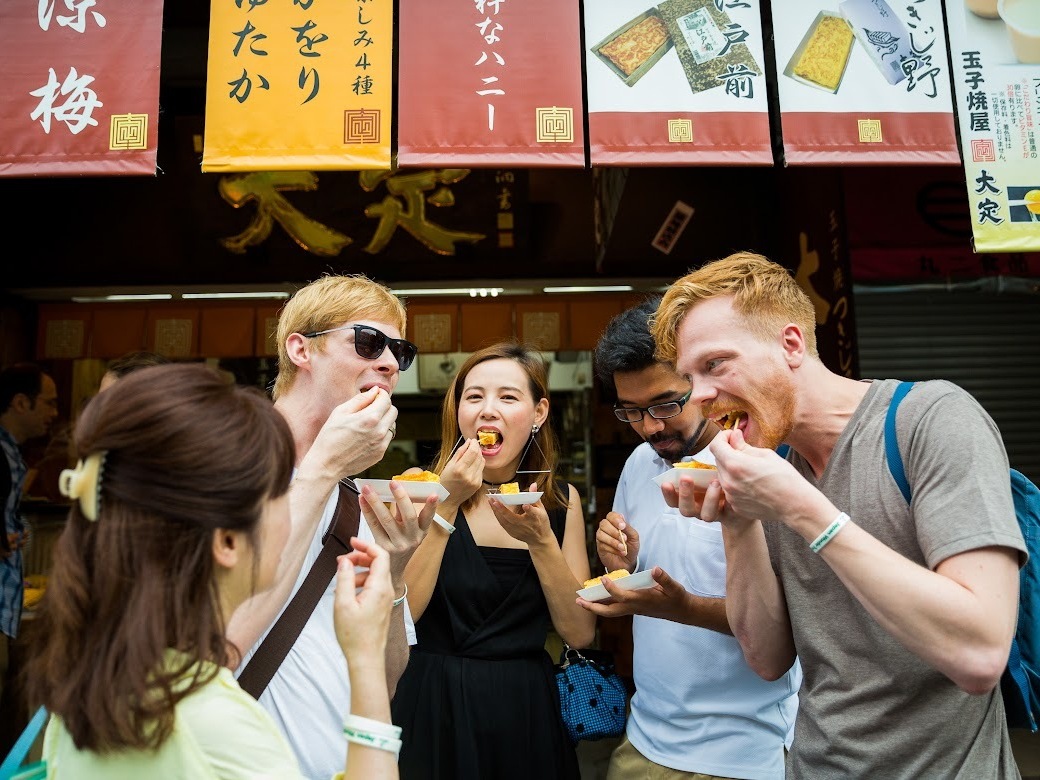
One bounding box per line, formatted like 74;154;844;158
202;0;392;171
0;0;163;177
396;0;585;167
768;0;959;164
584;0;772;165
945;0;1040;252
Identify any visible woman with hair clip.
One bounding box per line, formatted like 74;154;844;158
23;363;401;780
394;342;595;780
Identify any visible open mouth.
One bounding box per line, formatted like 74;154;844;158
477;429;502;449
716;411;746;430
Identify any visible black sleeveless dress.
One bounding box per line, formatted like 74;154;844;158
391;495;580;780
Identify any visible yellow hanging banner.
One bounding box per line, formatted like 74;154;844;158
202;0;391;172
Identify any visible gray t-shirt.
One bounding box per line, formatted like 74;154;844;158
765;379;1025;779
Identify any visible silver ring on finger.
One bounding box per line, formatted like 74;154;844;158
389;423;397;439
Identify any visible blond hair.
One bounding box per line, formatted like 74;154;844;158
652;251;818;363
273;274;407;399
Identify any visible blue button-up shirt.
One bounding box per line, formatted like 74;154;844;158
0;424;26;639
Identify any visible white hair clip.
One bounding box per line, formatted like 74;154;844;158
59;451;107;522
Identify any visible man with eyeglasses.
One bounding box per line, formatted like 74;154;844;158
225;273;435;780
583;299;799;780
0;363;58;718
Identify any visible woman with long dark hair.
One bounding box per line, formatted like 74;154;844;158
25;363;399;779
395;342;595;779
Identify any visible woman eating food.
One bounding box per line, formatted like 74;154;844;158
394;342;594;780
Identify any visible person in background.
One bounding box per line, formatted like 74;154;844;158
652;252;1025;778
582;298;799;780
0;363;58;712
395;342;595;780
98;350;170;392
25;363;399;779
226;273;436;780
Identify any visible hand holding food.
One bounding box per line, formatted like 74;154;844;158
438;438;484;508
334;539;393;664
595;511;637;573
488;492;552;546
359;481;436;583
305;386;397;478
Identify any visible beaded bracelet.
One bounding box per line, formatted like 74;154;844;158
809;512;850;554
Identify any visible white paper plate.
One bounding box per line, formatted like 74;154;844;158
652;465;718;490
577;569;656;602
354;478;449;502
488;491;543;505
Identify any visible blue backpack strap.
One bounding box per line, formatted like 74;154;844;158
0;705;47;779
885;382;914;504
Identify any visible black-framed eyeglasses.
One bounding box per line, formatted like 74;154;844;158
614;388;692;423
303;324;418;371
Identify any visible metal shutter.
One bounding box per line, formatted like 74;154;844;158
854;282;1040;484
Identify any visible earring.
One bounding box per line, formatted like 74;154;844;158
532;424;540;434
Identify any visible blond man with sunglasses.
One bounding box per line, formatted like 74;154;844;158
226;273;436;780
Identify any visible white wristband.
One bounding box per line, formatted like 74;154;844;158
343;713;402;740
809;512;850;553
432;512;456;534
392;583;409;607
343;727;402;756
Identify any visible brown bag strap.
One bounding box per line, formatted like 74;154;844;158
237;481;361;700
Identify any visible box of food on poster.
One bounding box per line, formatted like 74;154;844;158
839;0;912;85
783;11;855;93
591;8;675;87
656;0;761;97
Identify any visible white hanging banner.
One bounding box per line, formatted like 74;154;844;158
945;0;1040;252
768;0;959;164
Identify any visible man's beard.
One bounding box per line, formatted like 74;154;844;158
648;418;708;460
743;366;796;450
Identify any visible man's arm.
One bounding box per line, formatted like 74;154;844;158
580;565;732;635
689;428;1021;692
226;390;396;659
583;509;731;633
814;518;1019;694
356;483;437;694
720;513;796;679
384;595;410;697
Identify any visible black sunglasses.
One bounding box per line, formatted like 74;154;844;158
303;324;418;371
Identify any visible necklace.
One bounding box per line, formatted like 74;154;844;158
482;475;516;487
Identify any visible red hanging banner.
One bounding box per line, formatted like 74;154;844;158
397;0;586;167
0;0;163;177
